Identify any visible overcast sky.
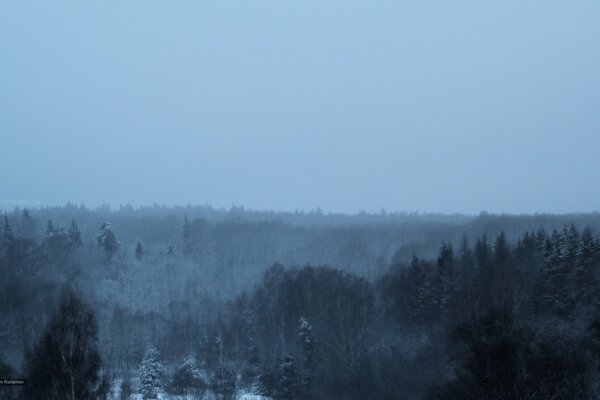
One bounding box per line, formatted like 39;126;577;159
1;1;599;214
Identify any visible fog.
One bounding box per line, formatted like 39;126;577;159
2;1;600;214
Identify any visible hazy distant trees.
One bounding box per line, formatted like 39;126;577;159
42;219;82;258
2;205;600;399
23;290;108;400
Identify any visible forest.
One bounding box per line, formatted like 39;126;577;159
1;205;600;399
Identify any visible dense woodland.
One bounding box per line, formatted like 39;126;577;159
1;205;600;399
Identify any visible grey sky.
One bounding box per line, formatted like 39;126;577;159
1;1;599;214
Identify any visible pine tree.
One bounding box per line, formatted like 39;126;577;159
135;241;144;261
138;347;163;400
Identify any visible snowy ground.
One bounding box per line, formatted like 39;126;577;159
127;392;267;400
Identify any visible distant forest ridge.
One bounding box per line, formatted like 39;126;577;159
2;204;600;265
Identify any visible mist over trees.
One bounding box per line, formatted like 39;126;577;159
1;204;600;399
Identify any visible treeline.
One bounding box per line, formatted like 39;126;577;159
1;206;600;398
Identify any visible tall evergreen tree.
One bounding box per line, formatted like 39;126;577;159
138;347;163;400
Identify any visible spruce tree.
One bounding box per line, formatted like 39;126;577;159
138;347;162;400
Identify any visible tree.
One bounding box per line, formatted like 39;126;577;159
278;354;299;400
182;215;192;255
167;237;176;256
45;220;55;239
1;214;13;247
169;356;206;397
20;208;35;239
209;366;236;400
575;226;597;302
22;289;107;400
436;242;455;312
96;222;119;262
297;317;315;397
138;347;163;400
67;220;82;247
135;241;144;261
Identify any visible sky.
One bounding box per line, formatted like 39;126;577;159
1;1;599;215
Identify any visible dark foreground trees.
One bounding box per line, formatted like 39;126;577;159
430;309;595;400
22;289;108;400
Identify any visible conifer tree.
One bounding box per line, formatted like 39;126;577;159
138;347;163;400
135;241;144;261
68;219;82;247
96;222;119;262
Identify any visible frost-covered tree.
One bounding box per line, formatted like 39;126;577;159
169;355;205;396
96;222;119;261
138;347;162;400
